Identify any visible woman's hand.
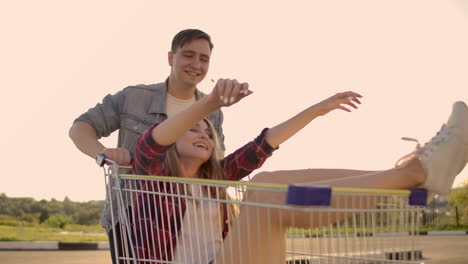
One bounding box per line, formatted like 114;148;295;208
313;91;362;116
207;78;253;108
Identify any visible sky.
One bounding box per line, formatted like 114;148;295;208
1;0;467;202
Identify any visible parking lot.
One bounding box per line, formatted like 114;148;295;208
0;235;467;264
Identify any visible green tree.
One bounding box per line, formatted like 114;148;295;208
39;210;50;224
0;194;104;226
0;193;13;215
46;198;63;215
74;209;100;225
63;196;76;215
46;214;71;229
448;183;468;224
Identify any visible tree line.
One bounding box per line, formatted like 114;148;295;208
0;193;104;227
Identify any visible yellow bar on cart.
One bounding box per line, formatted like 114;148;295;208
120;174;411;195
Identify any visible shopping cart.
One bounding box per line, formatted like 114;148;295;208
98;155;427;264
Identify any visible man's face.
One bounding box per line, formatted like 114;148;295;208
169;38;211;87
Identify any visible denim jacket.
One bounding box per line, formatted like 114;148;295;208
74;80;224;230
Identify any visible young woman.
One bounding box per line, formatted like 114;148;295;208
131;79;468;264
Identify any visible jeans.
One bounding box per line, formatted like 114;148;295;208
108;223;133;264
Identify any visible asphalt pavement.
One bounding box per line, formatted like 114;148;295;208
0;234;466;264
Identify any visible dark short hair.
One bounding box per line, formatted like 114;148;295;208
171;29;214;53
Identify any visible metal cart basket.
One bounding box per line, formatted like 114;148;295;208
100;158;426;264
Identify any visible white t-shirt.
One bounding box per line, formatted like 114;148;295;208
166;93;196;118
173;185;223;264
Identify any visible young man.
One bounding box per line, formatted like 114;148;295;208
70;29;225;165
69;29;246;263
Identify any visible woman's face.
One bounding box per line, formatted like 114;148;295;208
175;120;215;163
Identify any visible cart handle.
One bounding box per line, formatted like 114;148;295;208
96;153;110;167
95;153;132;169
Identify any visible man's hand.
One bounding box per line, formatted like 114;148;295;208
208;78;253;108
100;148;131;165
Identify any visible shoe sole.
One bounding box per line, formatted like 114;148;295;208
452;101;468;152
439;101;468;195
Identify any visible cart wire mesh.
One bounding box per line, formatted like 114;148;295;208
102;163;426;264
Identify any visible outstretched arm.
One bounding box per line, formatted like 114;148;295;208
265;91;362;148
152;79;252;145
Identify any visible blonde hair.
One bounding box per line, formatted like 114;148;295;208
163;119;239;223
163;118;224;181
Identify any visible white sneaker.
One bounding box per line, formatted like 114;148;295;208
400;101;468;196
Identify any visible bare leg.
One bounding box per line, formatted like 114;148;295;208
218;207;287;264
254;159;425;189
214;158;426;264
252;168;383;184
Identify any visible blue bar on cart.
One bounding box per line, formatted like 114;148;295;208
286;185;332;206
409;188;428;206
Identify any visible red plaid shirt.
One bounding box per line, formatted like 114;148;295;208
131;123;276;263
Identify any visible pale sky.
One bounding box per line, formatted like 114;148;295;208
1;0;467;201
